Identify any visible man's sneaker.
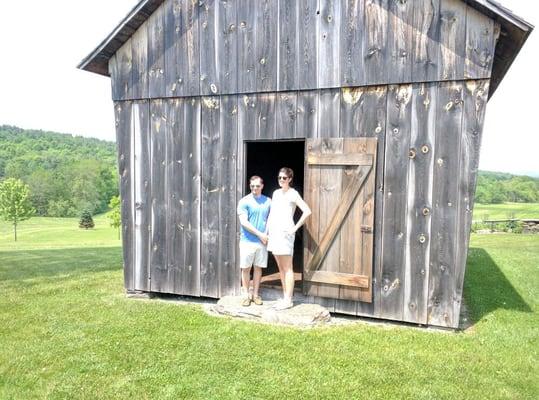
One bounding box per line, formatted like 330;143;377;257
252;296;263;306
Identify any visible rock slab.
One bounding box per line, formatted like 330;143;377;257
213;296;331;327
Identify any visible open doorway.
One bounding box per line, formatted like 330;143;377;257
244;140;305;289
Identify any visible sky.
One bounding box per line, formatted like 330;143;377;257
0;0;537;176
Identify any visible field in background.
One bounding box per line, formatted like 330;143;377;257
473;202;539;220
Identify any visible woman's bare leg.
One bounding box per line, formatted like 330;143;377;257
281;255;295;301
274;255;287;297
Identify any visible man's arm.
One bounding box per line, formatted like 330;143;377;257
238;213;268;245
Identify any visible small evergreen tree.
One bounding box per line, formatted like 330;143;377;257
79;209;95;229
0;178;35;241
107;195;121;239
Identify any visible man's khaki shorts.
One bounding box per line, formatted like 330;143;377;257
239;241;268;269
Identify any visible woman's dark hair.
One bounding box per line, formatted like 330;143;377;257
279;167;294;185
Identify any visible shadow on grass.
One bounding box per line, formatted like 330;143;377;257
0;246;122;282
464;247;532;324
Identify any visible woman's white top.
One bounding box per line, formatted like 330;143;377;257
267;188;301;255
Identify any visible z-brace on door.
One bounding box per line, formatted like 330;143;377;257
303;138;377;303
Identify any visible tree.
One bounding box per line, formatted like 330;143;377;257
0;178;35;241
79;210;95;229
108;195;121;239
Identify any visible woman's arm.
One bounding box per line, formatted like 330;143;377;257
290;196;312;233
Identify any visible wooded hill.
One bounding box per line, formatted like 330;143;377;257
476;171;539;204
0;125;118;217
0;125;537;217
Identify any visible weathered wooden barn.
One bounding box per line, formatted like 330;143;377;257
79;0;532;328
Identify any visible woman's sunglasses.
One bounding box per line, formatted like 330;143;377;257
278;176;289;181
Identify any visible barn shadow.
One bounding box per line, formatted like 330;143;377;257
463;247;532;326
0;247;122;282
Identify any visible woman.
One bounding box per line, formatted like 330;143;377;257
267;167;311;310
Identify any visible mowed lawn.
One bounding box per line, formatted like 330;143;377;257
1;217;538;399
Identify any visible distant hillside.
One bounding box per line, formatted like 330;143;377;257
0;125;118;217
476;170;539;204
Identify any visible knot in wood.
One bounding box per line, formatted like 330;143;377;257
422;207;430;216
240;21;246;28
418;234;426;244
408;148;416;159
259;58;266;65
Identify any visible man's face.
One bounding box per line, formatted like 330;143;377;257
250;178;263;196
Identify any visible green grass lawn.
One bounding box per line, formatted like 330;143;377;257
1;218;538;399
473;202;539;221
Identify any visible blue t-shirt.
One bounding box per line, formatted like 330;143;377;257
237;194;271;243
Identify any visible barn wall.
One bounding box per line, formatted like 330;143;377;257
114;78;489;328
109;0;499;101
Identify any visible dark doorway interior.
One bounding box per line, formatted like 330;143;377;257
244;140;305;288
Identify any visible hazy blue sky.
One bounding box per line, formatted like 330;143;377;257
0;0;537;176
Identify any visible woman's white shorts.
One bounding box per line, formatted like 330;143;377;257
267;231;295;256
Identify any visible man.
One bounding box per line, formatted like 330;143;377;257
237;176;271;306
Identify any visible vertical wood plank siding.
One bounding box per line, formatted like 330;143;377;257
115;101;134;290
110;0;498;101
201;97;221;297
107;0;501;328
133;101;151;291
428;81;464;327
149;99;169;292
380;84;412;320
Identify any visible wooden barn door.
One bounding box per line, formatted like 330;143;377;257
303;138;377;303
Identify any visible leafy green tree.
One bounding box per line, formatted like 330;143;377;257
108;195;121;239
0;178;35;241
78;210;95;229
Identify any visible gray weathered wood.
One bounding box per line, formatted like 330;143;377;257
164;0;200;97
340;0;365;86
438;0;466;81
319;0;341;88
465;5;496;79
115;101;134;290
454;79;489;325
276;92;298;139
199;0;218;95
166;98;184;293
412;0;441;83
148;4;166;98
363;0;389;85
201;96;221;297
183;97;202;296
296;91;318;139
132;22;149;99
109;54;119;101
218;0;238;94
318;89;341;139
388;0;413;83
297;0;318;90
219;96;239;296
380;84;413;321
428;80;464;328
117;39;133;100
149;99;169;292
278;0;298;91
133;100;151;291
237;0;257;93
403;82;437;324
185;0;201;96
256;93;276;139
256;0;278;92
